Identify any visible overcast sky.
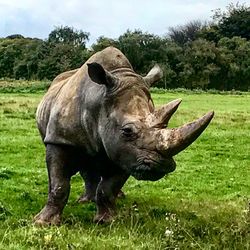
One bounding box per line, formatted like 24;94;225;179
0;0;248;45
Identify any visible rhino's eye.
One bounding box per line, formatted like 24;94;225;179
122;127;133;135
121;124;138;139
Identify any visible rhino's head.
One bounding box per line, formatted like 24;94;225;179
88;63;214;181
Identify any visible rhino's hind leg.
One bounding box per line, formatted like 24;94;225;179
78;170;126;204
94;171;129;223
78;170;100;203
34;144;74;226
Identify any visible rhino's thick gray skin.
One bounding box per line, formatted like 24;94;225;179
35;47;214;225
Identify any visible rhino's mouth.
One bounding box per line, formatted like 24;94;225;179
130;158;176;181
131;166;166;181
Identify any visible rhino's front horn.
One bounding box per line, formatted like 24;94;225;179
157;111;214;156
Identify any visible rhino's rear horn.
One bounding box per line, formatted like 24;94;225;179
143;64;163;88
150;99;182;128
168;111;214;156
87;62;116;88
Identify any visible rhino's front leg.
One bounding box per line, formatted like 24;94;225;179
34;144;73;226
94;172;129;223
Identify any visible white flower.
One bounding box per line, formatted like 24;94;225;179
165;229;174;237
44;234;52;244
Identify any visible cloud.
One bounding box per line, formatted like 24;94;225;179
0;0;242;44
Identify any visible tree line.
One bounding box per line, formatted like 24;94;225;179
0;3;249;90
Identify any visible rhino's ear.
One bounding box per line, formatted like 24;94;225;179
87;62;116;88
143;64;163;88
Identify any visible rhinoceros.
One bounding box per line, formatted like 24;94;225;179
34;46;214;225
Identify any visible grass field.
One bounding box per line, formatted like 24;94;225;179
0;90;250;249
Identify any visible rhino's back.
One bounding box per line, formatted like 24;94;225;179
36;47;132;150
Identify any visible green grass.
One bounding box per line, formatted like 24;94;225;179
0;79;50;93
0;90;250;249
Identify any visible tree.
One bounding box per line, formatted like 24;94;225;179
0;38;42;78
35;26;91;80
197;23;221;43
0;28;90;80
48;26;89;48
5;34;24;39
156;41;183;89
177;39;219;89
91;36;118;52
213;3;250;40
13;38;43;79
215;36;250;90
117;30;168;73
37;41;90;80
168;20;207;46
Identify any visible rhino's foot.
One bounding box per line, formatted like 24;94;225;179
78;194;95;204
34;205;61;226
93;212;115;224
117;190;125;199
78;190;125;204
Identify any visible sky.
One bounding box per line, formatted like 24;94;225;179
0;0;248;46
